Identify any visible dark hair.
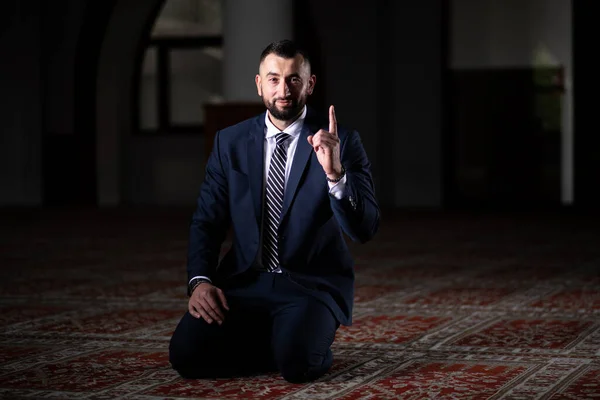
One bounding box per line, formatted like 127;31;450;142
259;39;311;70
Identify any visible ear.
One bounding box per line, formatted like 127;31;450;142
306;74;316;95
255;74;262;96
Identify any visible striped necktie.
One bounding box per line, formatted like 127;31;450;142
262;132;291;272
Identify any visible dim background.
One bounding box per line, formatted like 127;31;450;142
0;0;596;212
1;4;598;396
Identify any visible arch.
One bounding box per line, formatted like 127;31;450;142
95;0;164;205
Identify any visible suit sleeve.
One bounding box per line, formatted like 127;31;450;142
186;130;231;284
329;130;380;243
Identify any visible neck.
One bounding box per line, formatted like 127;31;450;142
268;108;304;131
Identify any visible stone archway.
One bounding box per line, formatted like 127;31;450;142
95;0;164;206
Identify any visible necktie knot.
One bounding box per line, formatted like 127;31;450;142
275;132;291;146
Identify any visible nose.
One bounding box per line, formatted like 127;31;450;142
278;80;291;98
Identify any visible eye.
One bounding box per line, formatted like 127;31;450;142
291;77;301;84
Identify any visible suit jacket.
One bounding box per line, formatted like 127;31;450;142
186;106;380;325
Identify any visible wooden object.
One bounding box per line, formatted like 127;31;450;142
204;102;266;161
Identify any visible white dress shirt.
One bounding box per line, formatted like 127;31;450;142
189;106;347;286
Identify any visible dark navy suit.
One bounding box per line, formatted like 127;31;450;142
169;107;379;382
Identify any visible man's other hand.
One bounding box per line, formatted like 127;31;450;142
188;282;229;325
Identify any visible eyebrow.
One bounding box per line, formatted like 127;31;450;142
265;72;302;80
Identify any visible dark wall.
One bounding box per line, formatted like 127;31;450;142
42;0;99;206
0;0;116;206
573;0;599;209
297;1;446;208
450;68;562;208
0;1;43;205
379;1;446;207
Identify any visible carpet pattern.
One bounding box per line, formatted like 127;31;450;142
1;209;599;399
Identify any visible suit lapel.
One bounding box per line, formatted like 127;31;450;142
247;114;266;227
280;115;319;224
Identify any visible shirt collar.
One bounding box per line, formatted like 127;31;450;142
264;105;307;139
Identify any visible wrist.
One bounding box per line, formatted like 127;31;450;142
326;166;345;183
191;282;210;294
189;278;211;295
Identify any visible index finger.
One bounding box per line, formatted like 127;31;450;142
329;105;337;135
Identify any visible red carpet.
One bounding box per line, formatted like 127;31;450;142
1;208;599;399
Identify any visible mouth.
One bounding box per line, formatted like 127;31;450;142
276;100;293;107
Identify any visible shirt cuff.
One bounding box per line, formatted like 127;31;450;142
189;275;212;285
327;175;347;200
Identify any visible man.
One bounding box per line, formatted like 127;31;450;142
169;40;379;383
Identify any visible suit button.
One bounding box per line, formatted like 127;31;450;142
349;196;357;209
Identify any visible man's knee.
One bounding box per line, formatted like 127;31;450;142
168;312;220;377
277;348;333;383
169;334;225;379
168;338;200;377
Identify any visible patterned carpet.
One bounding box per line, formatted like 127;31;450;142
1;207;599;399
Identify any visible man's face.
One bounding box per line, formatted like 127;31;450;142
255;53;316;122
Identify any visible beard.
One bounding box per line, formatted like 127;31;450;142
263;97;305;121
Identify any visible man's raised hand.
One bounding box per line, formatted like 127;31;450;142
307;105;342;179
